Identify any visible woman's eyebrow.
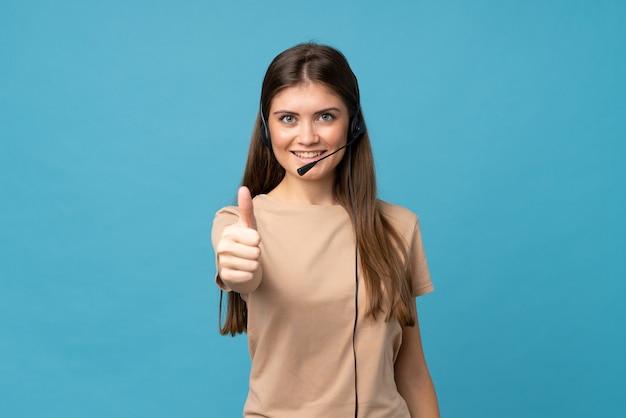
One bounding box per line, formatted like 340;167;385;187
271;107;342;115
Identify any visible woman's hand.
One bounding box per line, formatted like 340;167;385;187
216;186;262;293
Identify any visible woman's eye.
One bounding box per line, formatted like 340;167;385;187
280;115;295;123
319;113;335;121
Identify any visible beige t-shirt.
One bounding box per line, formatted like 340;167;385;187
212;194;433;417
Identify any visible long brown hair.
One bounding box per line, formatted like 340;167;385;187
220;43;416;336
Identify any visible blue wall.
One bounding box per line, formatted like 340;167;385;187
1;1;624;416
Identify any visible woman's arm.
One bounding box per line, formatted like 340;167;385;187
394;309;440;418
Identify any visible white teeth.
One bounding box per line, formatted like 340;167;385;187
294;151;322;158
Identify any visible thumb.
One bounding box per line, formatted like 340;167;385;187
238;186;257;229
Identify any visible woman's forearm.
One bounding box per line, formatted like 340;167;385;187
396;367;440;418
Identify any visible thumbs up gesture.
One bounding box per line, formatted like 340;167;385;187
216;187;262;293
237;185;257;230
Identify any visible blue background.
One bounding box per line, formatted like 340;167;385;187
1;0;624;417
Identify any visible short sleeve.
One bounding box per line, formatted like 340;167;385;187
211;206;240;291
409;218;434;297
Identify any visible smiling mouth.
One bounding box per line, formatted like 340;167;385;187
292;151;324;158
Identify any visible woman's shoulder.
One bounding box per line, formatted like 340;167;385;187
214;204;239;219
378;200;419;221
378;200;420;230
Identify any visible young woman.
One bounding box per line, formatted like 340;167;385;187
212;43;439;418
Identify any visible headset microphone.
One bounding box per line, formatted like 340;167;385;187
297;136;357;176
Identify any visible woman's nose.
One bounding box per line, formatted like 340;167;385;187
297;121;319;145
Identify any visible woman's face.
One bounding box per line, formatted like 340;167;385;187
267;82;350;186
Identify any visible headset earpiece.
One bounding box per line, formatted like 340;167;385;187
260;109;271;148
349;105;365;142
